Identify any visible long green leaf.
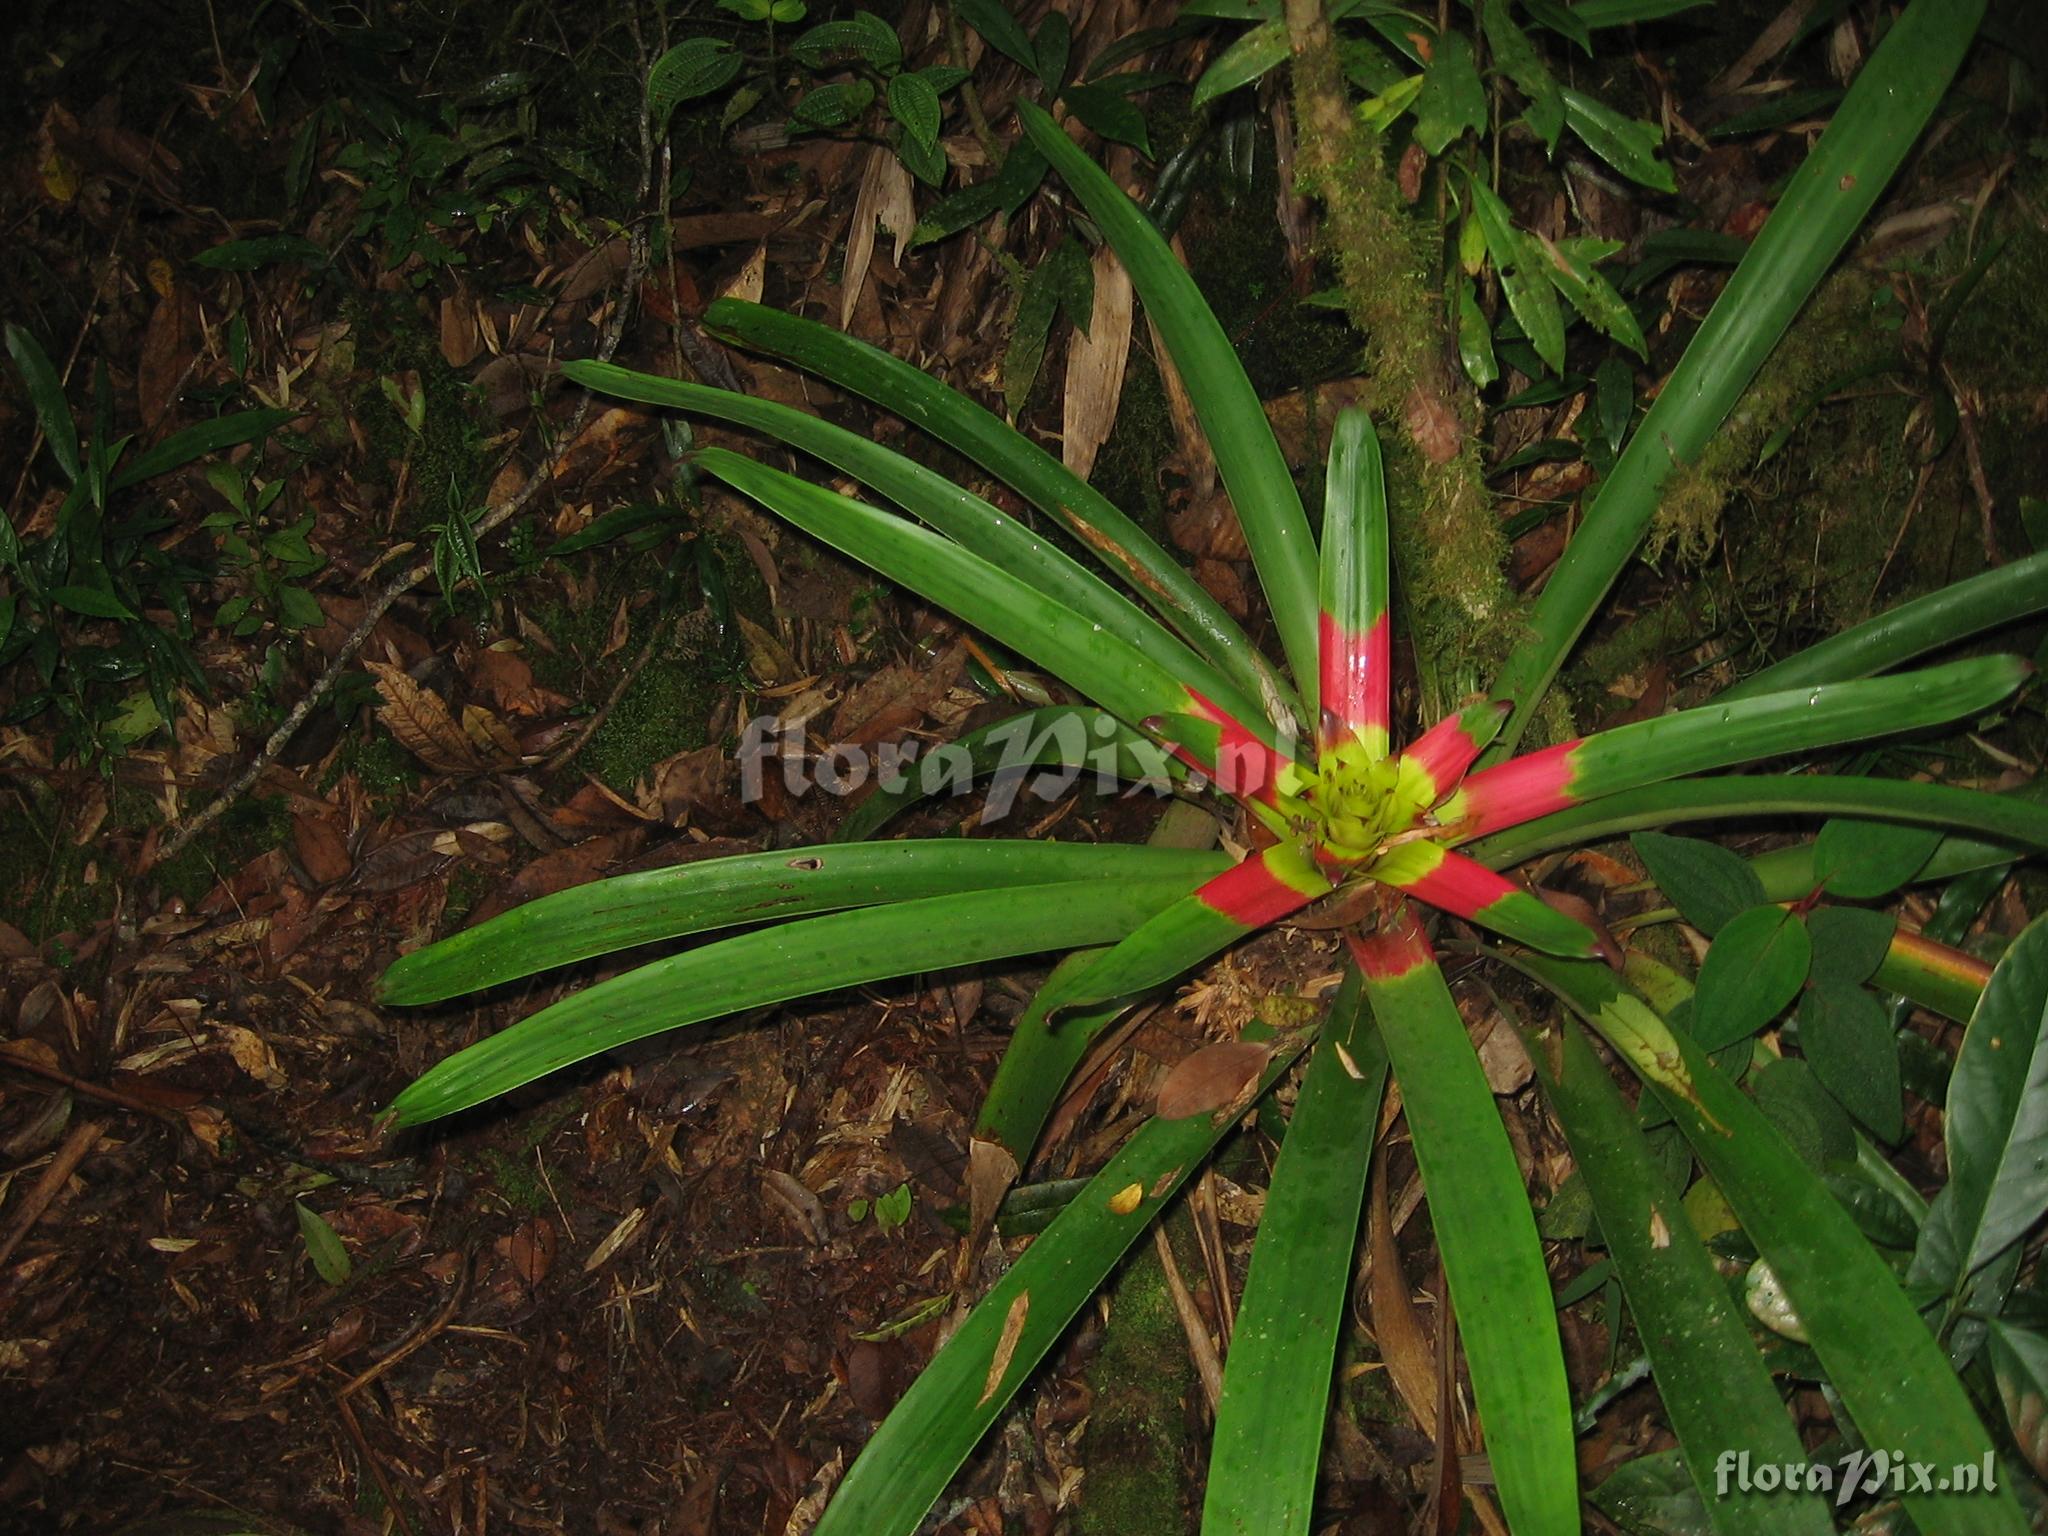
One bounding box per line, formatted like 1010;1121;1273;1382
1465;773;2048;868
701;298;1294;721
1017;100;1322;717
1450;656;2031;842
1718;549;2048;702
1353;914;1578;1535
112;408;299;490
697;449;1279;751
1484;0;1988;754
1204;973;1388;1536
1517;954;2030;1536
390;871;1221;1124
4;322;80;484
379;840;1228;1005
558;362;1271;731
1937;915;2048;1280
1522;1011;1834;1536
814;1035;1307;1536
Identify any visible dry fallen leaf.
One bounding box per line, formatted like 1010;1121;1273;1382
1155;1040;1271;1120
979;1290;1031;1407
1062;245;1132;481
366;660;481;775
841;145;917;328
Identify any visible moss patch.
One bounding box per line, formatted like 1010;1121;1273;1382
1075;1232;1200;1536
152;794;294;909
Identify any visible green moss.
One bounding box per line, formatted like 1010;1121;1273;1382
1075;1233;1199;1536
343;293;490;530
322;725;420;809
1090;348;1180;548
152;794;294;909
529;532;765;791
1283;20;1518;713
477;1147;548;1213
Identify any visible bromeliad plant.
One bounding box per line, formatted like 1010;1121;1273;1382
381;1;2048;1530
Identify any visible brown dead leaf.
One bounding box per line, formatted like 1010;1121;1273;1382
292;811;352;886
1062;245;1132;482
978;1291;1030;1407
649;745;751;832
1155;1040;1271;1121
438;292;480;367
1368;1153;1439;1440
826;644;967;748
366;660;481;774
136;284;199;431
1147;302;1218;499
1169;490;1251;562
722;244;767;305
459;703;526;767
763;1169;828;1245
1402;382;1464;465
841;146;917;329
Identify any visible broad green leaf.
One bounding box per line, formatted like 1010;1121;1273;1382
1631;831;1765;937
391;871;1228;1123
1528;1012;1835;1535
190;235;329;271
1560;87;1675;191
1033;9;1071;90
1942;915;2048;1277
1987;1320;2048;1479
380;839;1226;1005
5;322;80;483
1483;1;1564;149
1204;974;1388;1535
813;1036;1306;1536
1518;954;2030;1536
1454;273;1498;387
1192;18;1288;107
1019;102;1320;714
789;13;901;69
1814;816;1944;899
793;80;876;130
1058;83;1152;155
51;584;139;621
1590;1451;1713;1536
295;1201;351;1285
1596;355;1634;451
954;0;1037;70
127;408;298;488
1797;981;1902;1142
1691;905;1810;1050
1486;0;1987;751
1358;923;1577;1536
1571;0;1712;22
1537;235;1648;357
1466;177;1566;373
886;72;940;151
1413;30;1486;154
1804;906;1896;987
646;38;744;131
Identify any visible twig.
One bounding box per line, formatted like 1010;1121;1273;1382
0;1120;105;1274
158;59;663;864
0;1046;180;1125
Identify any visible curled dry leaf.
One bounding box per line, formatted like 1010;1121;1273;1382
1155;1040;1272;1120
842;145;917;329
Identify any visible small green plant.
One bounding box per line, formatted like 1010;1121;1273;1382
203;459;327;636
2;323;294;760
381;3;2046;1532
